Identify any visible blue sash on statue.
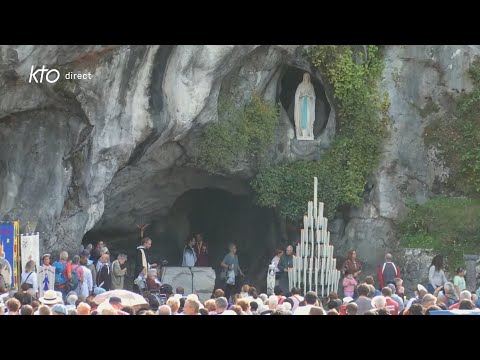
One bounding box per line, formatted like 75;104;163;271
301;96;308;129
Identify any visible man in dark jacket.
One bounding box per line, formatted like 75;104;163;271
135;237;157;279
378;253;401;289
96;254;112;291
277;245;294;295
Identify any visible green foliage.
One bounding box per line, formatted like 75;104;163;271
198;94;279;173
399;196;480;270
424;59;480;194
252;45;389;220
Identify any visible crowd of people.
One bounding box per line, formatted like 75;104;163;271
1;234;480;315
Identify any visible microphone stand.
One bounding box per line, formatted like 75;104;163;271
189;266;194;295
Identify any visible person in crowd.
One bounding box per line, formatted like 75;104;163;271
236;298;251;315
90;241;105;264
355;283;374;315
77;302;91;315
31;300;40;314
213;288;225;299
406;303;424;315
381;287;399;315
20;260;38;298
458;299;476;310
157;305;172;315
78;256;93;298
183;297;201;315
110;253;128;290
166;297;181;315
65;292;78;311
182;236;197;267
135;237;157;291
250;301;259;314
240;285;249;298
405;284;428;310
214;297;228;315
437;282;459;307
287;287;304;312
449;290;472;310
96;253;111;291
14;283;33;306
95;247;110;273
5;298;21;315
38;289;62;314
260;295;278;315
80;249;97;287
0;269;8;297
371;295;387;312
146;269;161;291
378;253;401;289
428;255;448;294
194;233;209;267
220;243;245;301
327;309;339;315
341;249;362;282
453;267;467;296
392;278;405;299
422;294;437;310
229;305;243;315
70;255;84;294
342;269;357;298
204;299;216;314
364;276;381;296
20;305;33;315
346;302;358;315
109;297;129;315
37;305;52;315
424;305;442;315
271;248;284;286
363;309;378;315
52;251;71;301
387;283;404;313
277;245;294;295
294;291;319;315
309;306;325;315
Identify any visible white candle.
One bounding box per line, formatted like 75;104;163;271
318;202;324;221
314;177;318;226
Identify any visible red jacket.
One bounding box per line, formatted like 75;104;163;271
378;262;401;289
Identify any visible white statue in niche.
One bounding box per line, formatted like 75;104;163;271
294;73;316;140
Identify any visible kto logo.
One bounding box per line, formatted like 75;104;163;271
28;65;60;84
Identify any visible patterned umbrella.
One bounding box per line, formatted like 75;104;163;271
92;289;148;308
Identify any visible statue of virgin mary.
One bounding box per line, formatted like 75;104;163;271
294;73;316;140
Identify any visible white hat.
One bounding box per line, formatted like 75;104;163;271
343;296;354;305
39;290;61;305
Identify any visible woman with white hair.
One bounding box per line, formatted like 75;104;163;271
111;254;128;290
371;295;387;310
146;269;161;291
436;282;458;307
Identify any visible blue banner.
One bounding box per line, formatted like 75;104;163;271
0;222;15;287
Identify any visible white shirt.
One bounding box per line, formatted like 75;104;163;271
78;266;93;298
21;271;38;292
294;304;314;315
182;246;197;267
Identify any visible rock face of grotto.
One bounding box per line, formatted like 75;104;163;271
1;45;478;289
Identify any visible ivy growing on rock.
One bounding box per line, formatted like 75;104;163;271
424;58;480;194
198;94;279;173
251;45;389;220
399;196;480;270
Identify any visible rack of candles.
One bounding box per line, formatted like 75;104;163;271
288;177;341;297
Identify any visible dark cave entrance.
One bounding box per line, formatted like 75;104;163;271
83;186;282;291
278;66;331;138
162;188;280;288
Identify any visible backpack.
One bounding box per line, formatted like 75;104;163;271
54;261;67;285
69;266;80;290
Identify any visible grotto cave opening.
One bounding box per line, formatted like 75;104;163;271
83;185;282;291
